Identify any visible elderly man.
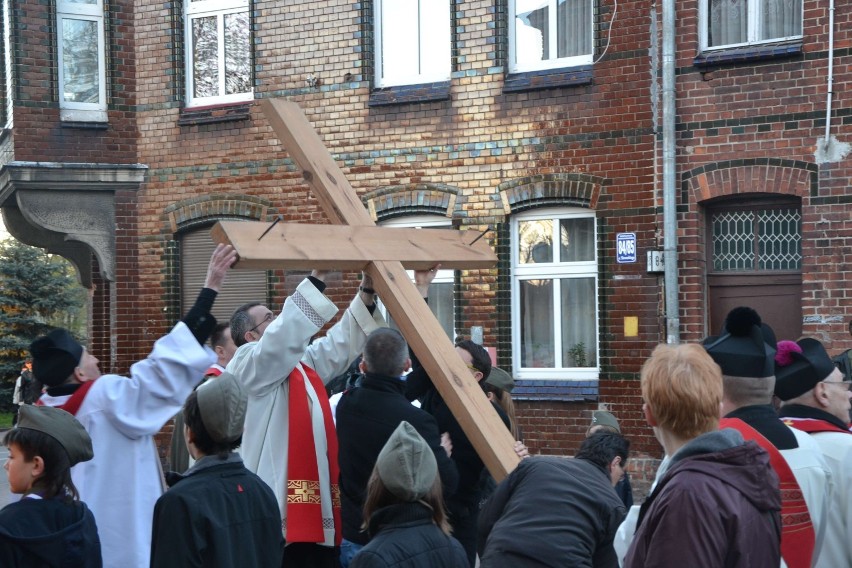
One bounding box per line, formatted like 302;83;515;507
625;343;781;568
776;337;852;568
228;271;384;568
30;243;237;568
703;307;831;568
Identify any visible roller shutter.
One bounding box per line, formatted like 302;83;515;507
181;228;268;322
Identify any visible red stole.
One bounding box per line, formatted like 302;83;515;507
36;380;98;416
285;364;341;545
204;366;223;378
720;418;814;568
782;416;852;435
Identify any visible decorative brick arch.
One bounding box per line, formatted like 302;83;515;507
498;173;607;213
682;159;818;204
361;183;459;222
163;194;272;233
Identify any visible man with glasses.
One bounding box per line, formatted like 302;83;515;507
228;270;385;568
776;337;852;568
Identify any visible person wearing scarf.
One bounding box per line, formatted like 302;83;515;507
776;337;852;568
228;270;384;568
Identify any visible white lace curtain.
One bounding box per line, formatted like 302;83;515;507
709;0;802;47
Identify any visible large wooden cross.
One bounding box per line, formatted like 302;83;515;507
212;99;519;481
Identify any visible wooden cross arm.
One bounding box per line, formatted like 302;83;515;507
210;221;496;271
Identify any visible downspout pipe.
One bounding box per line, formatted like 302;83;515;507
824;0;835;144
662;0;679;343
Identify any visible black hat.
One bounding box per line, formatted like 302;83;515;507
17;405;94;466
29;329;84;387
702;307;777;378
774;338;837;401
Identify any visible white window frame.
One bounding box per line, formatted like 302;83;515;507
509;0;594;73
699;0;803;52
511;207;599;380
374;0;451;88
184;0;252;108
3;0;12;127
378;215;456;340
57;0;106;122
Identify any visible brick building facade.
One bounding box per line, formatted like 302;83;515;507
1;0;849;491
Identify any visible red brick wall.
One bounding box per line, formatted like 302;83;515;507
9;0;850;490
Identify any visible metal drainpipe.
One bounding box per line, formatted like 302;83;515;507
824;0;835;144
662;0;679;343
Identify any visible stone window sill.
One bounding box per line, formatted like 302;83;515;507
503;65;593;94
368;81;451;107
178;102;253;126
694;40;803;69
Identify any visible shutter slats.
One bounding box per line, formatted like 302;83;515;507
181;229;267;322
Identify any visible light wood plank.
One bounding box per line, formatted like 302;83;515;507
211;221;497;270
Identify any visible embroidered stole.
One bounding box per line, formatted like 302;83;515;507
285;364;341;545
36;380;98;415
720;417;814;568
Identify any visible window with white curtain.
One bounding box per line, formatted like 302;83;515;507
374;0;451;88
378;216;455;340
512;208;598;380
184;0;251;107
510;0;593;73
701;0;802;50
57;0;106;122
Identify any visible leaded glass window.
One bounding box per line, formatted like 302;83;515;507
712;207;801;271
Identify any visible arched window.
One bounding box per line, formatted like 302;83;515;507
378;215;455;340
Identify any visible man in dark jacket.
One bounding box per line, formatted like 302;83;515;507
150;373;284;568
625;343;781;568
336;328;459;567
477;432;628;568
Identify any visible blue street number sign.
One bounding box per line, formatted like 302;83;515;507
616;233;637;263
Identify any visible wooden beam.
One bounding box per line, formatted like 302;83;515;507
211;221;497;271
260;98;519;481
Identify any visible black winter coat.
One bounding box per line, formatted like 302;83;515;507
350;503;468;568
150;455;284;568
478;456;626;568
337;372;459;545
0;497;101;567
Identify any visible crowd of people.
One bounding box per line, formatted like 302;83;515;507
1;245;850;568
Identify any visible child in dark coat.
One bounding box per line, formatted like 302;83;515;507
351;421;467;568
0;405;101;567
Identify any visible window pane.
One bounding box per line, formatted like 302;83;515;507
758;208;801;270
381;0;419;81
419;1;451;78
561;277;596;367
192;16;219;98
224;11;250;95
560;217;594;261
758;0;801;41
712;210;754;271
520;279;554;367
518;219;553;264
387;282;454;341
515;0;549;64
708;0;747;47
556;0;591;57
62;19;100;103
